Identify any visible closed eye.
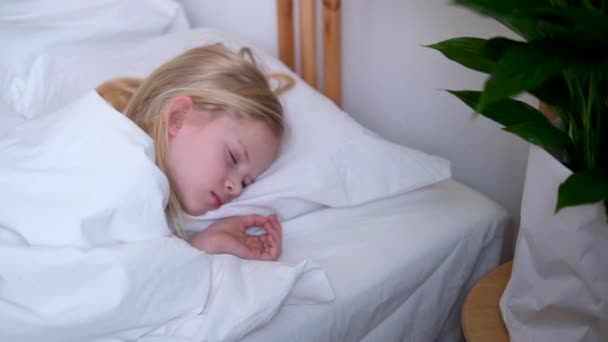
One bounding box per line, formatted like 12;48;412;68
229;150;238;165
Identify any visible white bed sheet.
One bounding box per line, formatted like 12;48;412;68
242;179;508;342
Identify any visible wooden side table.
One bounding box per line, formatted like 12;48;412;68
461;261;512;342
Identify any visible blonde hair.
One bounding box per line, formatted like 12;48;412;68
123;44;293;237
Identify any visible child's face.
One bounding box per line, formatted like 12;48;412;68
166;110;279;216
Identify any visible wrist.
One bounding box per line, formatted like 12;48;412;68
188;230;217;254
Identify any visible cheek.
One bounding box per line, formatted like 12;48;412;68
167;137;202;202
166;131;232;215
167;154;191;214
169;140;226;193
167;155;209;216
204;152;229;185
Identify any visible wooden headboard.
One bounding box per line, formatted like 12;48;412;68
276;0;342;107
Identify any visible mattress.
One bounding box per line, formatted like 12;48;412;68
242;179;509;342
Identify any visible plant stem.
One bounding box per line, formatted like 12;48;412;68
595;72;606;169
581;73;595;169
564;72;585;170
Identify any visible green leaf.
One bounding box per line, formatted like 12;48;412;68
481;37;522;62
426;37;523;75
426;38;497;74
447;90;551;126
475;36;608;132
452;0;570;39
496;16;571;40
453;0;608;40
503;121;571;151
452;0;549;18
478;42;575;109
447;90;571;152
543;6;608;36
556;169;608;212
528;75;572;110
452;0;608;44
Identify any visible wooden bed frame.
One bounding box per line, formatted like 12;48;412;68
96;1;342;115
276;0;341;107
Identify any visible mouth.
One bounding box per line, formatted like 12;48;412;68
211;191;223;209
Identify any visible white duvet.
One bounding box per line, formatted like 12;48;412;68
0;91;333;342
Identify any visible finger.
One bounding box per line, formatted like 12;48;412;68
265;214;281;237
249;239;273;261
266;234;281;261
258;238;270;255
228;235;261;259
270;215;282;239
229;240;258;260
241;214;270;228
265;221;280;244
258;244;276;261
257;238;267;254
260;222;277;247
245;236;262;250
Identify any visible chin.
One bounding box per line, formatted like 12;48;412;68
182;204;209;217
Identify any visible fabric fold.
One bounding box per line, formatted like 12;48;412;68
0;91;333;341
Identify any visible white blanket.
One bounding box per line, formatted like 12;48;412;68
0;91;333;342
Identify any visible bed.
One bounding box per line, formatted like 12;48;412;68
0;1;509;341
242;180;507;341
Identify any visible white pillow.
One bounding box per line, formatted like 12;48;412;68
0;0;190;115
7;28;451;232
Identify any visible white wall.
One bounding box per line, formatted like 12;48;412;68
178;0;278;56
178;0;531;243
339;0;531;228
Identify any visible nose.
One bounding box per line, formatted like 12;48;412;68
225;176;243;198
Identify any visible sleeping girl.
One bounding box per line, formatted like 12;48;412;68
99;44;294;261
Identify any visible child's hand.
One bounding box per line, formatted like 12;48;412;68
188;214;282;261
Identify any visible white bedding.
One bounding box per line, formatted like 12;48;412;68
0;91;333;342
241;179;508;342
0;22;508;341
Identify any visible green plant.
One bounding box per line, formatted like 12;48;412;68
427;0;608;216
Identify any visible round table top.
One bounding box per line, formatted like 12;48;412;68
461;261;512;342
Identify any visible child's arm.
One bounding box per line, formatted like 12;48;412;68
188;214;282;261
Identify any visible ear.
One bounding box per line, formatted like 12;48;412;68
165;95;194;137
